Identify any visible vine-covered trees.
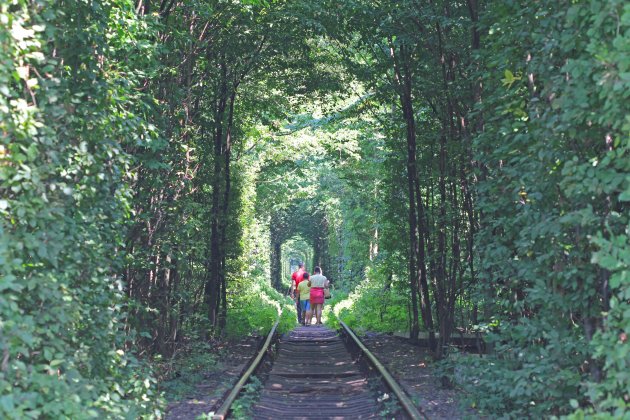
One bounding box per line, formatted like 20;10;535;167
124;0;337;350
312;0;481;357
1;1;160;417
462;1;629;416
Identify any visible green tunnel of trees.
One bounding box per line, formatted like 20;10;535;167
1;0;628;418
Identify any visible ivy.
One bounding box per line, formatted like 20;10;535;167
463;0;629;417
1;1;161;417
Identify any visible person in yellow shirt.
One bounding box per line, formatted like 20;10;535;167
297;272;312;326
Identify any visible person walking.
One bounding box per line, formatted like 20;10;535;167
309;266;329;325
297;272;312;326
291;262;306;324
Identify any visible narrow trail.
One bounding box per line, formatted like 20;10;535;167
252;325;381;419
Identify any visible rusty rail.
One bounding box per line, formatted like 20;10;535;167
211;316;280;420
339;320;427;420
211;315;426;419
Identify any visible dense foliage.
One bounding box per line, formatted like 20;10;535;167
1;0;627;418
461;2;629;416
1;1;160;417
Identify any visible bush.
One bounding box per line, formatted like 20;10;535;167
455;1;630;417
334;273;409;333
225;277;296;338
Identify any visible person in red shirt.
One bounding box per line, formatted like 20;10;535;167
291;262;306;323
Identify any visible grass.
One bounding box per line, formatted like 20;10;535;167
229;376;263;419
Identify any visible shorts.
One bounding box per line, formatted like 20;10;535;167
310;287;324;305
300;300;310;311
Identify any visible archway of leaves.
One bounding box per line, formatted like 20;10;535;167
281;237;313;289
269;202;330;291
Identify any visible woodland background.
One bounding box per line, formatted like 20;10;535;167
1;0;628;418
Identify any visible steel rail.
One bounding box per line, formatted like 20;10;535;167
211;316;281;420
339;320;427;420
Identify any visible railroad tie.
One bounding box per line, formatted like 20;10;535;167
252;325;380;419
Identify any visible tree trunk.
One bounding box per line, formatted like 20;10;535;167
204;57;228;328
272;240;282;290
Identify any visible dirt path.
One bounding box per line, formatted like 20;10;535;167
361;333;477;419
164;337;261;420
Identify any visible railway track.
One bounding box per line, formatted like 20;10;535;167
212;321;425;419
